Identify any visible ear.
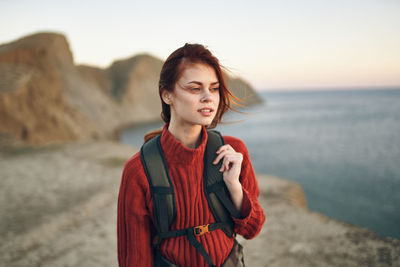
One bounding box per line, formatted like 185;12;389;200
161;90;172;105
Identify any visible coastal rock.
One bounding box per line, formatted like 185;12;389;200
258;174;307;208
0;33;101;144
226;75;263;106
0;32;263;145
107;54;165;124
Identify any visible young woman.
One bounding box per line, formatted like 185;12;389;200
117;43;265;267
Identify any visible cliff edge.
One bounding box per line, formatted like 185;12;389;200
0;143;398;266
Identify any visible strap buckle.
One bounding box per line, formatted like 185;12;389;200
194;224;210;236
152;235;161;247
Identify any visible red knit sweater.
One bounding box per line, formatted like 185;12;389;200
117;125;265;267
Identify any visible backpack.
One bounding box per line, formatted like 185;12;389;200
140;130;244;267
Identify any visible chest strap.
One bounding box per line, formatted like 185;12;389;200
152;222;229;267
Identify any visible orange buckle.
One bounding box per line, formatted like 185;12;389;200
194;224;210;236
152;235;160;245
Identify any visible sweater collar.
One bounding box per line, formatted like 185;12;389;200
160;124;208;165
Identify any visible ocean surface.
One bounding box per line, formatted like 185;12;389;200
120;88;400;240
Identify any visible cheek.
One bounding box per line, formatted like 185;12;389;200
214;93;221;106
175;94;198;111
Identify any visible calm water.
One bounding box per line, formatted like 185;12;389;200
120;88;400;240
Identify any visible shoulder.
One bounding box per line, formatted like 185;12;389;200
222;135;249;156
123;151;143;174
121;151;149;190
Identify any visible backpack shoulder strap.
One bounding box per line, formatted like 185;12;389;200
140;135;176;235
140;130;241;240
204;130;242;237
140;131;242;266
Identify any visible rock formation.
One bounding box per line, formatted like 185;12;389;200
0;32;262;145
0;33;102;144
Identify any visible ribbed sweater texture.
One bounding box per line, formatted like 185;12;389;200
117;125;265;267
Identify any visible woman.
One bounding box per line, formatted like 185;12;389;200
117;43;265;267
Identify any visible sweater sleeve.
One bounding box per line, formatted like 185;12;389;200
223;136;266;239
117;154;154;267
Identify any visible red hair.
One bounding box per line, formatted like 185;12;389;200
144;43;237;143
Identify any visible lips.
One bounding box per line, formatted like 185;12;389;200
198;108;213;112
198;108;214;116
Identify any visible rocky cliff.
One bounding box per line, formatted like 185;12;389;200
0;33;101;144
0;32;262;145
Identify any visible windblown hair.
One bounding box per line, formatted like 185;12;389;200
144;43;237;143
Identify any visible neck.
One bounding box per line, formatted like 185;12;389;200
167;121;203;149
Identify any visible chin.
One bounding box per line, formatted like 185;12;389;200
200;118;215;126
186;115;216;127
189;120;212;127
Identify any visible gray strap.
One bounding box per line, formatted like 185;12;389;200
204;131;236;237
141;135;176;233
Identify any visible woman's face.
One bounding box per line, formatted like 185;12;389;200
163;63;220;128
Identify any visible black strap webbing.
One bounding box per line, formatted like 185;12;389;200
155;222;228;267
157;222;229;240
187;230;215;267
204;131;239;236
208;182;241;218
141;135;176;234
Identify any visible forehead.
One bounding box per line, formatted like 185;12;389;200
178;63;219;84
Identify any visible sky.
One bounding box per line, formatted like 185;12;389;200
1;0;399;91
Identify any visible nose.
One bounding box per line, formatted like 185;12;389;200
200;89;212;103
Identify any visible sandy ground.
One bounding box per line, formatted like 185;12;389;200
0;141;399;267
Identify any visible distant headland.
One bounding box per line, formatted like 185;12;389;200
0;32;262;145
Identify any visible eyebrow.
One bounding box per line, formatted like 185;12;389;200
187;81;220;86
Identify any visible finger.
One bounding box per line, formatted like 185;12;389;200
219;160;227;172
219;155;234;172
216;144;234;154
218;155;227;171
213;149;228;164
214;150;243;166
219;154;243;171
213;149;234;164
224;160;231;172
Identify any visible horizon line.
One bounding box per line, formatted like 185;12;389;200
256;85;400;92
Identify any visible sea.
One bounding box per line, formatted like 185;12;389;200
120;88;400;240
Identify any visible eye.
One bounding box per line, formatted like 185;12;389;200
190;87;201;92
211;87;220;92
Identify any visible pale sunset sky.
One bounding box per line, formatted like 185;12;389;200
1;0;399;91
